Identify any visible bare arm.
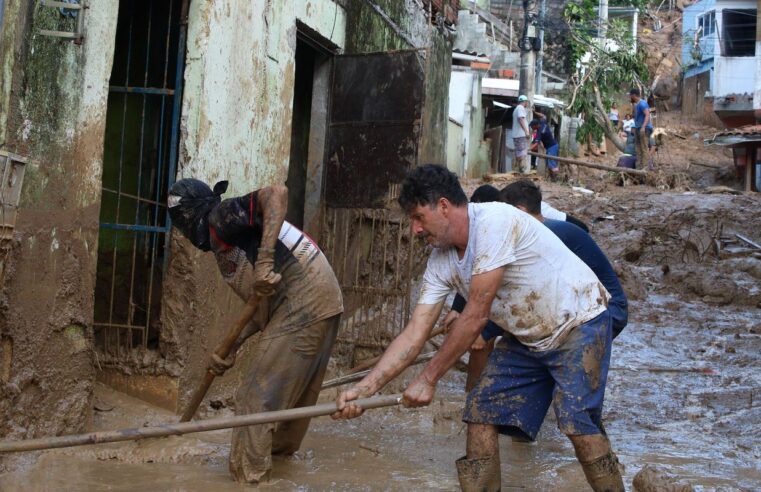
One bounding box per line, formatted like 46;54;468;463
254;185;288;250
642;108;651;129
332;301;443;418
418;267;504;385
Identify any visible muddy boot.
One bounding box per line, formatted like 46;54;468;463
455;455;501;492
580;452;625;492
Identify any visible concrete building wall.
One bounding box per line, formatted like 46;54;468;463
708;0;756;98
0;0;118;460
0;0;452;437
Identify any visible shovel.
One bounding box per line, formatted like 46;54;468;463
180;294;260;422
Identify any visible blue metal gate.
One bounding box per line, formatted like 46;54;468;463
94;0;188;356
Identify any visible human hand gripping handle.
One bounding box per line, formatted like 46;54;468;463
209;352;236;376
332;385;373;420
253;247;282;296
402;374;436;408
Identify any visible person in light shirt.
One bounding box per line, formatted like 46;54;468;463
333;165;624;492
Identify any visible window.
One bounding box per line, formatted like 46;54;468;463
722;9;756;57
697;11;715;37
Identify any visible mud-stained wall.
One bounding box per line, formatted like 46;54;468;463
162;0;348;411
0;0;117;465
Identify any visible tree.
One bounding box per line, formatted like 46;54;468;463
563;0;650;151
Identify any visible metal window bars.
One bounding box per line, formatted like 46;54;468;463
94;0;188;359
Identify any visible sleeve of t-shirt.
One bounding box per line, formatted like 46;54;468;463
541;201;567;221
417;258;452;306
471;211;518;275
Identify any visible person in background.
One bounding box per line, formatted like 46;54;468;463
529;112;560;180
620;113;635;140
511;95;531;174
501;180;628;339
608;102;620;130
629;88;653;170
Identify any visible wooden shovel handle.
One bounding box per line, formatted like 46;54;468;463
180;295;260;422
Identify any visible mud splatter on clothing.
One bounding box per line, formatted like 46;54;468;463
209;192;343;338
463;311;612;440
418;202;608;351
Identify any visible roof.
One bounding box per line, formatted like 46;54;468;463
481;78;567;108
482;78;520;97
705;125;761;146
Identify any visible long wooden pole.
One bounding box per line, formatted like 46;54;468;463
0;394;402;454
528;151;648;176
180;294;260;422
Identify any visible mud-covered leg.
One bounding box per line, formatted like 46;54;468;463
272;316;339;455
569;434;625;492
229;318;335;484
455;424;501;492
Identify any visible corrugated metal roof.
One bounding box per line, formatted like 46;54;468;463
705;125;761;146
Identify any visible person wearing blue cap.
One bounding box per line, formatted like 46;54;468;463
512;95;531;174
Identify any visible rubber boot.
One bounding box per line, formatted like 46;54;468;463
455;454;501;492
580;452;625;492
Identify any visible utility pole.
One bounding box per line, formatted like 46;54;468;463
598;0;609;42
754;0;761;123
535;0;546;94
519;0;538;106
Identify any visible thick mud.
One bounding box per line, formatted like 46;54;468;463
3;135;761;489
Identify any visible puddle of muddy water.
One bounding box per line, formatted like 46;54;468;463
2;293;760;491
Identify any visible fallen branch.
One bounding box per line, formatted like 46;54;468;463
528;152;648;176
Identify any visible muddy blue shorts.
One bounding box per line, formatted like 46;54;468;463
463;310;612;441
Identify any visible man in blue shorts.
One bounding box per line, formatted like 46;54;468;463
332;165;624;491
530;113;560;178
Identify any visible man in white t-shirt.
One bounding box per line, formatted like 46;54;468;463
332;165;624;492
512;95;531;174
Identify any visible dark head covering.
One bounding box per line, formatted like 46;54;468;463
168;178;228;251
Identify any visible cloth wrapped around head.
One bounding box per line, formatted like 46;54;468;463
168;178;229;251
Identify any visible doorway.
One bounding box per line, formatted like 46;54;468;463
93;0;188;359
286;27;334;232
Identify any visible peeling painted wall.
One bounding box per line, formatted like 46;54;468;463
0;0;117;466
162;0;348;411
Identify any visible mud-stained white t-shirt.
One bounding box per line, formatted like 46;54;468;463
541;201;566;221
418;202;609;351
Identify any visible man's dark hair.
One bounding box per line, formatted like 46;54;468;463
629;88;640;96
470;184;500;203
398;164;467;212
500;179;542;215
529;119;541;128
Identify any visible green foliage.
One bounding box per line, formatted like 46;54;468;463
563;1;651;144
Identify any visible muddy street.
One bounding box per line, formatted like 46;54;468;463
2;178;760;491
3;0;761;489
